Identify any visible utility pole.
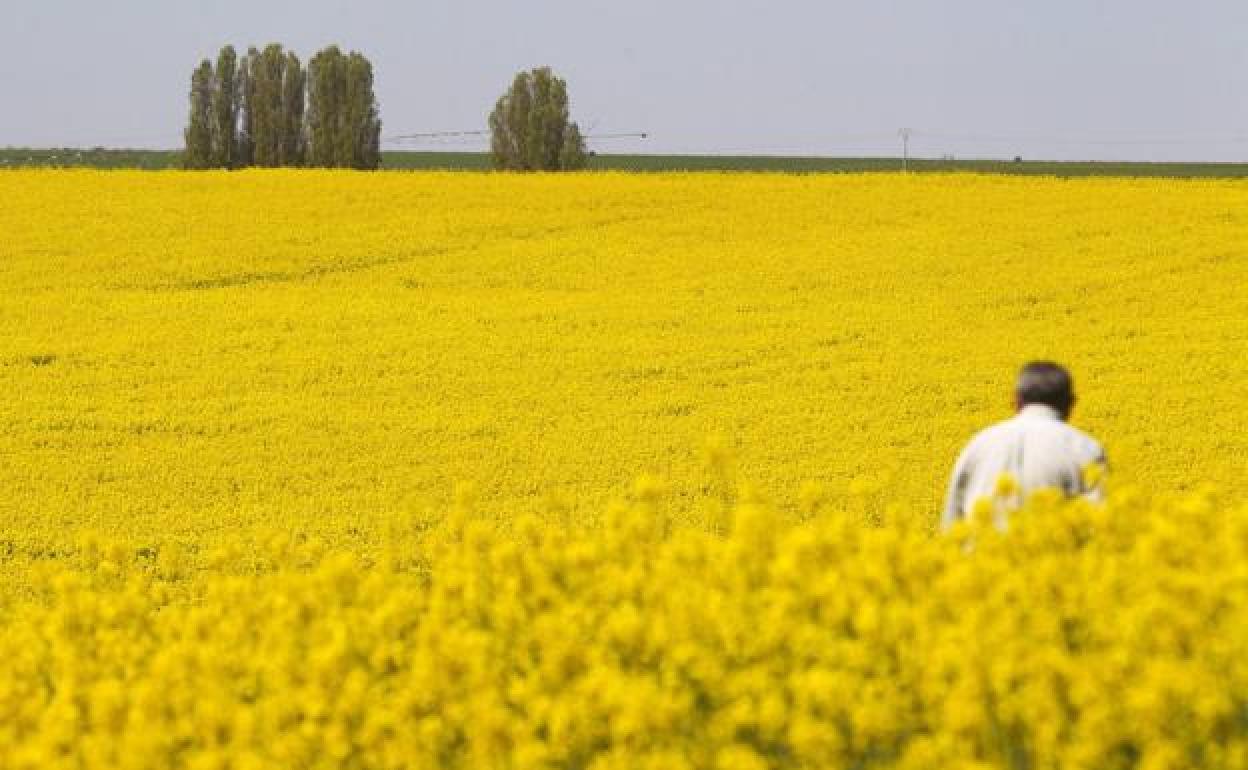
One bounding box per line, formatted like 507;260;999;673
899;128;912;172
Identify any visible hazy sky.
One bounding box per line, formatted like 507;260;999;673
3;0;1247;161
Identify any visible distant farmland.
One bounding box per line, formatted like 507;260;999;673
4;147;1248;177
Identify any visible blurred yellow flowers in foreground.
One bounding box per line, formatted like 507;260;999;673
2;490;1247;769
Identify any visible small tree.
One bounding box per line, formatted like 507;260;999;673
489;67;587;171
183;60;215;169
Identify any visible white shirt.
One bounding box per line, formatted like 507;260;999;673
942;404;1107;530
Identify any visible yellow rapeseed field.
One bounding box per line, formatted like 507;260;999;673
2;169;1247;768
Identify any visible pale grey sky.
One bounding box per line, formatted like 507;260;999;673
2;0;1246;161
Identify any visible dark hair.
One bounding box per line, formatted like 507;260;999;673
1016;361;1074;416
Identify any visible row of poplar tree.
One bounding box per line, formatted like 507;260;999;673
184;44;381;170
187;46;589;171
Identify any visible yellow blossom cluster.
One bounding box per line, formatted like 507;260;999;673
1;489;1247;769
2;169;1248;766
2;170;1246;540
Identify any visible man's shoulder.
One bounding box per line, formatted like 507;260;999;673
969;414;1103;452
963;419;1018;453
1060;421;1105;458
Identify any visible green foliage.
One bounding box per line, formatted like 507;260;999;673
237;48;257;167
490;67;587;171
306;46;381;170
305;46;341;169
560;122;588;171
282;52;306;166
210;46;240;169
250;44;286;167
183;61;215;169
346;53;382;170
183;43;359;170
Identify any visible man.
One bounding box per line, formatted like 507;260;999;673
942;362;1107;530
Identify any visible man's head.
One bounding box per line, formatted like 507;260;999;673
1015;361;1075;419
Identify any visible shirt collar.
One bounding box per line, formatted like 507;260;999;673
1018;403;1063;421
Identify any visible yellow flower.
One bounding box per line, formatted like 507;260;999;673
993;473;1020;499
0;170;1244;768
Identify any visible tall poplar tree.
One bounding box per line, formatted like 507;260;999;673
189;42;380;170
281;51;306;165
251;44;286;167
237;48;257;167
183;60;215;169
308;46;381;169
346;52;382;169
210;46;240;168
489;67;586;171
306;46;342;168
